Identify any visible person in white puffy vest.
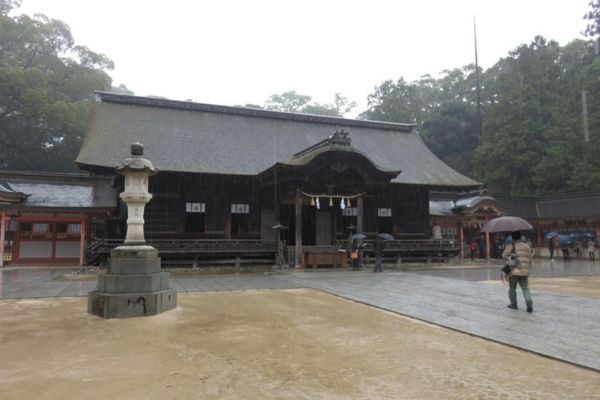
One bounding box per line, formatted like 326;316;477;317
502;230;533;313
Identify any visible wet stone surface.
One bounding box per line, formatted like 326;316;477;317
1;290;599;400
284;270;600;371
1;260;599;372
411;258;600;281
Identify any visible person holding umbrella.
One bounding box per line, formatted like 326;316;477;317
502;231;534;312
560;237;571;262
373;233;393;272
481;216;534;313
587;237;596;261
547;232;556;260
349;233;366;270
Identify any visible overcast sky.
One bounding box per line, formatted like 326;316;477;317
18;0;592;115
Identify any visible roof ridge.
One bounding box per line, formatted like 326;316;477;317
95;92;416;132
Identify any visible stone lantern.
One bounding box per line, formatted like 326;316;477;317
88;143;177;318
117;142;157;247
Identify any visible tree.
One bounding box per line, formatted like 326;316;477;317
360;78;429;125
421;101;479;176
584;0;600;38
110;84;134;95
360;71;481;177
0;0;114;171
265;91;311;113
474;37;600;195
264;91;355;117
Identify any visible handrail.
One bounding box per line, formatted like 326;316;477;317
86;237;459;266
88;238;277;253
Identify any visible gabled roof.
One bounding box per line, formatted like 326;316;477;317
0;180;28;204
429;200;457;217
262;129;401;181
76;92;481;188
453;196;505;213
0;171;117;209
429;195;505;217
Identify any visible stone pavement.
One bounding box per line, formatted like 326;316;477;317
412;257;600;281
0;269;303;299
1;264;599;372
284;270;600;372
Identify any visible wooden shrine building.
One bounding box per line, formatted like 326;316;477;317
0;171;117;266
75;93;482;267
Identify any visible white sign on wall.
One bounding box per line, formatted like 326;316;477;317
378;208;392;217
185;202;206;213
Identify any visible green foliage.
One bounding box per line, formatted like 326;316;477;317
110;84;134;95
584;0;600;38
0;0;113;171
361;68;481;178
361;31;600;196
475;37;600;195
264;91;356;117
360;78;430;125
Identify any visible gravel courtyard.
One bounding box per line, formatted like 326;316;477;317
1;288;599;400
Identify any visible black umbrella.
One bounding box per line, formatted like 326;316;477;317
377;233;394;241
505;235;528;244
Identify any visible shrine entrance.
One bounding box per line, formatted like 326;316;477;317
259;130;402;267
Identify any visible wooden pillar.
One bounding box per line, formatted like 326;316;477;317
79;218;86;267
294;190;302;268
274;168;279;223
356;195;364;233
0;211;6;267
536;225;542;248
485;231;490;259
224;205;231;239
459;223;464;259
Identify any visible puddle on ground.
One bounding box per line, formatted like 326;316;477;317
0;289;598;400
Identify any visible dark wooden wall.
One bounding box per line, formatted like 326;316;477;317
134;171;429;241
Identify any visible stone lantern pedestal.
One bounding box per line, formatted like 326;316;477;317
88;143;177;318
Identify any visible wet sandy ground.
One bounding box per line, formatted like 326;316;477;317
483;275;600;299
1;289;599;400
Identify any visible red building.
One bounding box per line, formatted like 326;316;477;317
0;171;117;266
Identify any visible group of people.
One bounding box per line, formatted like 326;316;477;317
548;235;596;261
466;236;534;260
351;229;537;313
349;236;385;272
345;227;596;315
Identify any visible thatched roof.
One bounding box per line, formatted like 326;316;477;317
76;92;481;188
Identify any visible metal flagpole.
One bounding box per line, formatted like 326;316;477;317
474;16;483;137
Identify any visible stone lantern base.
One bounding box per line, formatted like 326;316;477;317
88;246;177;318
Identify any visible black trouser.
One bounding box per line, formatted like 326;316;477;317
562;248;570;261
549;247;554;259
